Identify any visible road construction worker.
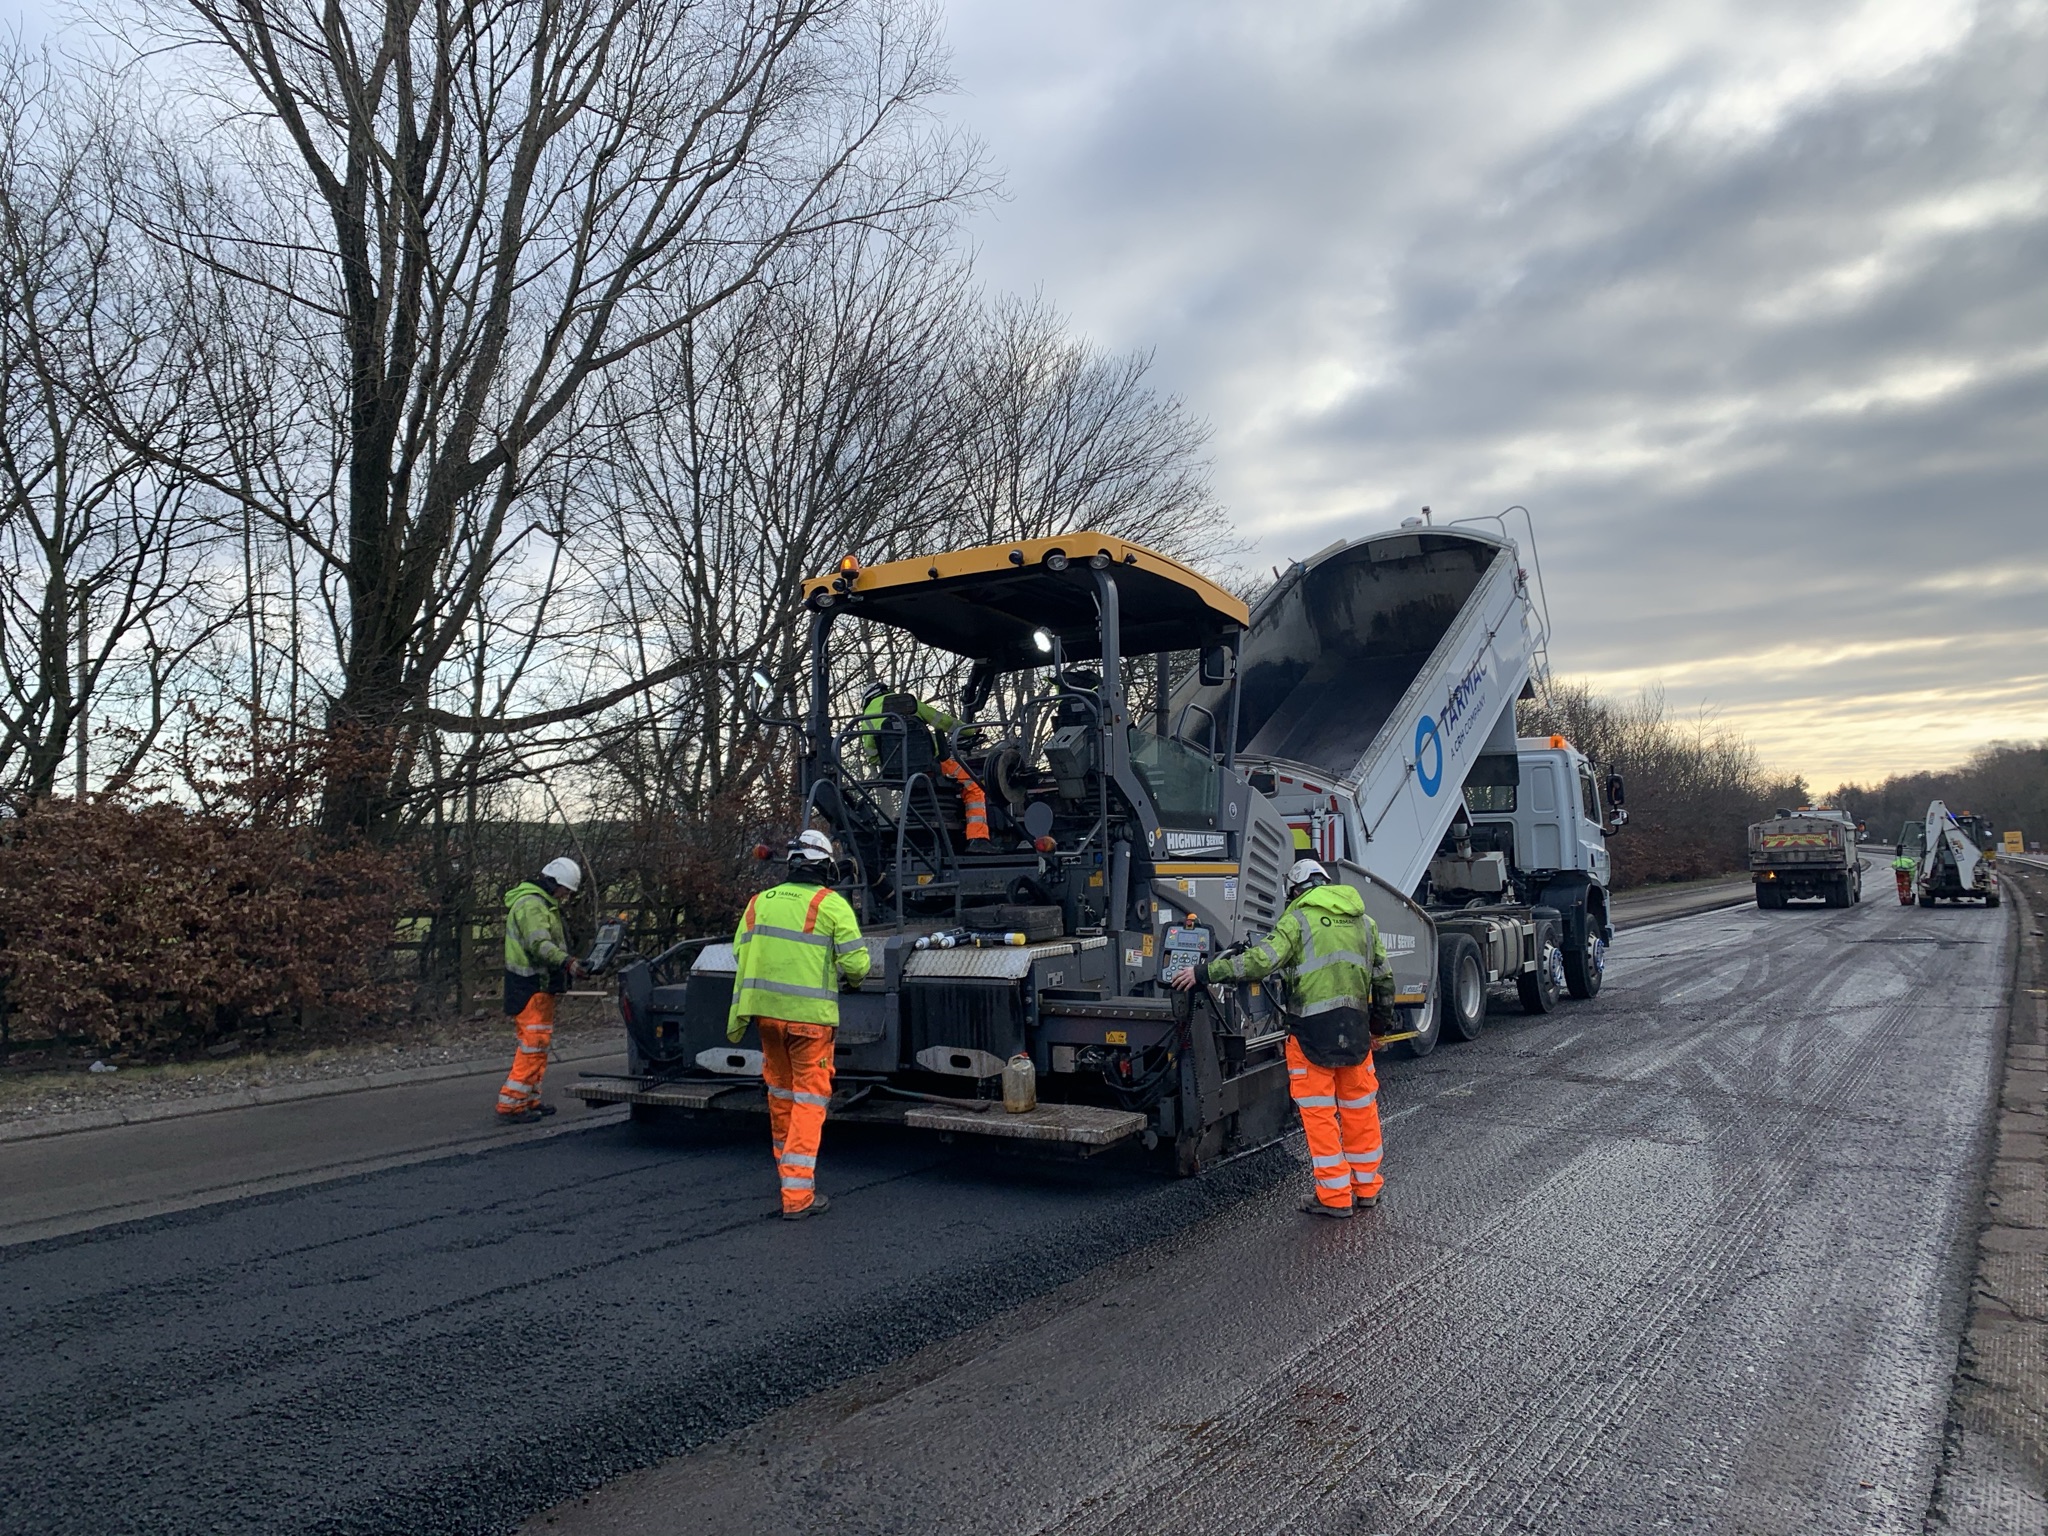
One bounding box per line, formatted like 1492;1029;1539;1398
1172;858;1394;1218
728;830;872;1218
1892;853;1918;905
497;857;587;1121
858;686;988;841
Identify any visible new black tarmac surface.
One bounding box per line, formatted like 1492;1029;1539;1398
3;882;2013;1536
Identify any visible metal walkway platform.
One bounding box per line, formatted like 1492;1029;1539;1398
568;1075;1148;1151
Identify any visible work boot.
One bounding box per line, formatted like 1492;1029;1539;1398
499;1103;557;1125
782;1193;832;1221
1298;1196;1353;1219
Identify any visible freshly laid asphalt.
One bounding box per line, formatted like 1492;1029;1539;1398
2;865;2018;1535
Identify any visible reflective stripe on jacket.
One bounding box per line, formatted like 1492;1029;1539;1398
1207;882;1394;1022
504;881;570;978
728;881;872;1031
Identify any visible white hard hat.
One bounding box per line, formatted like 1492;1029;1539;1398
787;829;838;875
541;856;582;893
1286;858;1329;894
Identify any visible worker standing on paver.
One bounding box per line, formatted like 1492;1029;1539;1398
1892;853;1918;905
496;857;587;1122
727;830;872;1219
1173;859;1394;1218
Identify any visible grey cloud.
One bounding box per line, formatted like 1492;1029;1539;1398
941;0;2048;775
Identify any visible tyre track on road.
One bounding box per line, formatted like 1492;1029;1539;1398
1036;896;1990;1536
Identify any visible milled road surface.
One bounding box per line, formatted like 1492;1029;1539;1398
3;874;2013;1536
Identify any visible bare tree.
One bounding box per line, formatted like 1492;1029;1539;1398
0;50;226;805
131;0;982;834
947;293;1230;561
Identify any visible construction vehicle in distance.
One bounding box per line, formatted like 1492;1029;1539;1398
1899;801;2000;908
1749;806;1863;908
572;515;1621;1172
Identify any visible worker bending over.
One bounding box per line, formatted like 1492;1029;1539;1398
497;857;587;1121
1174;859;1394;1218
728;830;872;1218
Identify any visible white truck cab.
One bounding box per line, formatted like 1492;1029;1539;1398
1467;737;1616;892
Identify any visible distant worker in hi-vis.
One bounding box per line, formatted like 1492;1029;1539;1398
1892;853;1917;905
498;857;587;1121
1174;858;1395;1218
727;830;872;1218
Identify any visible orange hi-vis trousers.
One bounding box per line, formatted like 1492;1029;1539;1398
1287;1036;1384;1208
496;991;557;1116
937;758;990;841
760;1018;836;1213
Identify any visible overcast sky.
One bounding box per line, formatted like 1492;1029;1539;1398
8;1;2043;786
939;0;2048;786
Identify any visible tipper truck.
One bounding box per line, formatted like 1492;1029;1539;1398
572;515;1622;1172
1899;801;2000;908
1749;806;1862;908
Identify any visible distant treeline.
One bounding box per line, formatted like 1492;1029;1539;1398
1519;682;1808;889
1830;742;2048;850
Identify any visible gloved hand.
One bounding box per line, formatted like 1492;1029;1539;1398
726;1018;746;1044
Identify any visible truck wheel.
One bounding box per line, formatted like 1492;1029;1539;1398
1917;891;1935;908
1754;883;1779;910
1518;920;1563;1014
1563;912;1605;1000
1986;889;2001;908
1824;875;1850;908
1402;995;1442;1059
1438;934;1486;1041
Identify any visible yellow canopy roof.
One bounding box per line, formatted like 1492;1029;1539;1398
802;533;1246;665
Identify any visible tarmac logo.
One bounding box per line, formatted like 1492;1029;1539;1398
1441;657;1490;747
1415;715;1444;795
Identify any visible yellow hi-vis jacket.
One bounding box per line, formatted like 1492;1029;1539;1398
727;881;872;1039
504;881;571;977
1207;882;1395;1065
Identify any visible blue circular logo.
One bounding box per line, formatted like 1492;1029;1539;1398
1415;715;1444;795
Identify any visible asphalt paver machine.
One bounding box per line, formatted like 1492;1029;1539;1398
573;519;1616;1169
575;534;1303;1170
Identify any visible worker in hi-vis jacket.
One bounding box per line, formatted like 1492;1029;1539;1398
1173;859;1395;1218
727;830;872;1218
497;857;587;1121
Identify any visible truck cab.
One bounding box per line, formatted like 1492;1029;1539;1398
1463;738;1615;891
1437;736;1617;1008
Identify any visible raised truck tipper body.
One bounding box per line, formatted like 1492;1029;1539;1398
1749;807;1862;908
1900;801;2000;908
572;519;1618;1170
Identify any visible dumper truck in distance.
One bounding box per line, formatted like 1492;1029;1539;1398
572;517;1622;1172
1749;806;1862;908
